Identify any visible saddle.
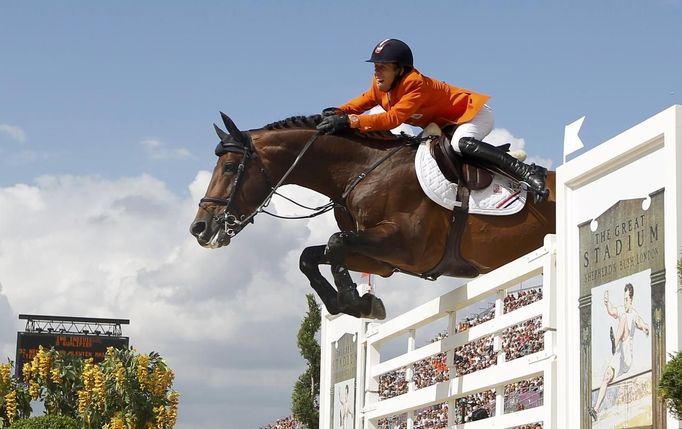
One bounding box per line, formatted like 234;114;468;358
428;124;511;191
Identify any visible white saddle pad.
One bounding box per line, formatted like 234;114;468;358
414;140;527;215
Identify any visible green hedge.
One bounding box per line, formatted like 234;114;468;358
8;416;79;429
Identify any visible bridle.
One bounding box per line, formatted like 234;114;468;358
199;113;329;238
198;129;263;237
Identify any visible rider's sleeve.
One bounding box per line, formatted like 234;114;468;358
351;78;425;132
338;85;379;114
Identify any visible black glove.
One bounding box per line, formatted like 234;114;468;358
316;114;349;134
321;107;343;117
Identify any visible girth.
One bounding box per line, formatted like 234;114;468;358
420;184;480;280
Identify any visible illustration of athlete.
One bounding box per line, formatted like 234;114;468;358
589;283;650;421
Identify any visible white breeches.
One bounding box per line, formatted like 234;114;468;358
450;104;495;153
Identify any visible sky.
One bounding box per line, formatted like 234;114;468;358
1;1;681;428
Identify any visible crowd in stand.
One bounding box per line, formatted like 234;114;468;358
259;415;304;429
453;390;496;424
264;287;544;429
453;334;496;377
504;288;542;313
377;287;545;426
414;403;448;429
503;316;544;361
505;376;544;413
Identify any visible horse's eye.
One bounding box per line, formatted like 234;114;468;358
223;163;238;173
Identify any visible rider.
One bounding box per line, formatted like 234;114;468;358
316;38;548;199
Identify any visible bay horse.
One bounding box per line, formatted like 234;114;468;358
190;113;556;320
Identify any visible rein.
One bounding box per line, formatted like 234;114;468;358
202;128;431;236
342;141;412;199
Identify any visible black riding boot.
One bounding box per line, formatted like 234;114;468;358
458;137;549;200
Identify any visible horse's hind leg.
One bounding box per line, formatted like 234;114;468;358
299;245;343;316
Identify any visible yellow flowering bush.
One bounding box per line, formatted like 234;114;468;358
5;346;179;428
21;346;84;418
79;347;179;429
0;360;31;428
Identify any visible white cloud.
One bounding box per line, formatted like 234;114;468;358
0;171;469;428
141;138;191;160
0;124;27;143
525;155;554;171
0;173;333;428
486;128;553;169
485;127;526;151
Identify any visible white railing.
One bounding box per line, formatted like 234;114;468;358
360;235;557;429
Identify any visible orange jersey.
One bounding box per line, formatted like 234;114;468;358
338;69;490;132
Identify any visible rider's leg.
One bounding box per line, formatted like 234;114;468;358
449;104;495;153
451;105;548;198
458;137;548;196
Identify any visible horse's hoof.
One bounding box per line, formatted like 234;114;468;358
361;294;386;320
337;289;363;318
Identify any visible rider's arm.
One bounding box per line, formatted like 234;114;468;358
350;77;425;132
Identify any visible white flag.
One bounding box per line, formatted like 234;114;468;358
563;116;585;163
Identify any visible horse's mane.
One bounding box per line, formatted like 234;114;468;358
262;114;406;143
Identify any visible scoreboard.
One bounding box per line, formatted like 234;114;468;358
15;332;129;378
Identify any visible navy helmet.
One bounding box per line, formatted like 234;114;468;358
366;39;413;69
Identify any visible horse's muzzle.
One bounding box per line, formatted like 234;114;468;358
189;217;231;248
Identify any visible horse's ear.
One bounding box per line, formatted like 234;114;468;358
214;123;229;142
220;111;246;143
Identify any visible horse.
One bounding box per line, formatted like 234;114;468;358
190;113;556;320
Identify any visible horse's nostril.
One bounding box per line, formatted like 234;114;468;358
190;220;206;237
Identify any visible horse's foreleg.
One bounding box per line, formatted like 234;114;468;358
299;245;342;315
325;224;404;320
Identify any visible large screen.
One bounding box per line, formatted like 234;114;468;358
15;332;129;378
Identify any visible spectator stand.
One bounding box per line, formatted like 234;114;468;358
320;235;557;429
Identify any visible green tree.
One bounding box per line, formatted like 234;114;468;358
658;254;682;419
659;351;682;419
291;294;321;429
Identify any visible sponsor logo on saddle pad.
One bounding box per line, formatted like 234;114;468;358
414;141;527;215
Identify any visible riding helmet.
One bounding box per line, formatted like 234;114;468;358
366;39;413;69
